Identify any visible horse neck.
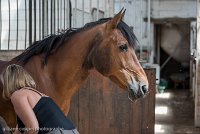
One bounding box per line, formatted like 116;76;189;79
46;26;103;99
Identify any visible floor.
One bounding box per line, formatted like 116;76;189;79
155;89;200;134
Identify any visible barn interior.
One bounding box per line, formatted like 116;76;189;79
0;0;200;134
153;21;200;133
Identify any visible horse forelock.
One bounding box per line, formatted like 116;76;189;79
14;17;138;65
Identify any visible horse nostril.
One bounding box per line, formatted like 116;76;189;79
141;85;148;94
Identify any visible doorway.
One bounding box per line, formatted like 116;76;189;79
155;23;190;89
154;22;200;133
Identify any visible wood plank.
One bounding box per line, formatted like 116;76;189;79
77;76;91;133
146;69;156;133
195;1;200;127
68;91;79;128
88;71;104;134
68;69;156;134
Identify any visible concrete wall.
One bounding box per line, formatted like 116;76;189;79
151;0;196;19
71;0;114;28
0;50;22;61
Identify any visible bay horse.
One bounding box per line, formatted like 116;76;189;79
0;9;148;127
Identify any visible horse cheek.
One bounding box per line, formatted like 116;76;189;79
93;49;111;75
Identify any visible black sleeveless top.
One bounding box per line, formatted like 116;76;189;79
0;124;4;134
17;88;75;134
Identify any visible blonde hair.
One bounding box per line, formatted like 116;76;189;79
1;64;36;100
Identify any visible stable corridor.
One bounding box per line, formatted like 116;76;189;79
155;89;200;134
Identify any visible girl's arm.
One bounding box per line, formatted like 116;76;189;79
11;92;39;134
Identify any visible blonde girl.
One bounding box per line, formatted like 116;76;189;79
1;64;79;134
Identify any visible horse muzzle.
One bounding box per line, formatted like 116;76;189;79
128;84;149;102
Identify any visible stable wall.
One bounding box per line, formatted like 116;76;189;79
151;0;196;19
115;0;196;63
0;50;22;61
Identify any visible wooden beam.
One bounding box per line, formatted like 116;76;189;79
195;0;200;127
143;17;196;24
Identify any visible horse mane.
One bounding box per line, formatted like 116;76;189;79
14;18;139;65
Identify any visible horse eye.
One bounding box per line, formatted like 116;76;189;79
119;44;128;52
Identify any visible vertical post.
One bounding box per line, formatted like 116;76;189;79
89;0;92;21
42;0;44;38
39;0;41;40
29;0;32;45
74;0;77;27
0;0;2;49
25;0;27;48
195;0;200;127
157;25;161;65
69;0;72;28
191;22;197;97
104;0;107;17
190;22;194;96
46;0;48;34
139;0;143;60
60;0;62;30
133;0;136;27
108;0;111;16
82;0;84;25
8;0;10;49
113;0;115;16
33;0;36;42
195;60;200;126
64;0;66;29
97;0;99;20
147;0;151;62
57;0;59;31
53;0;55;33
51;0;53;34
16;0;18;49
66;0;69;28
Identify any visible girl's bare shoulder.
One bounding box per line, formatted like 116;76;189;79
10;89;28;103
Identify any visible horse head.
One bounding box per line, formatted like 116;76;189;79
90;9;149;101
12;9;149;103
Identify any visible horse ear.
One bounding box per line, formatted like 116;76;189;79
121;9;126;20
107;8;126;29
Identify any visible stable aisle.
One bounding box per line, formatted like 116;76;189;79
155;89;200;134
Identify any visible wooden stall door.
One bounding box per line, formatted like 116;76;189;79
68;69;156;134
